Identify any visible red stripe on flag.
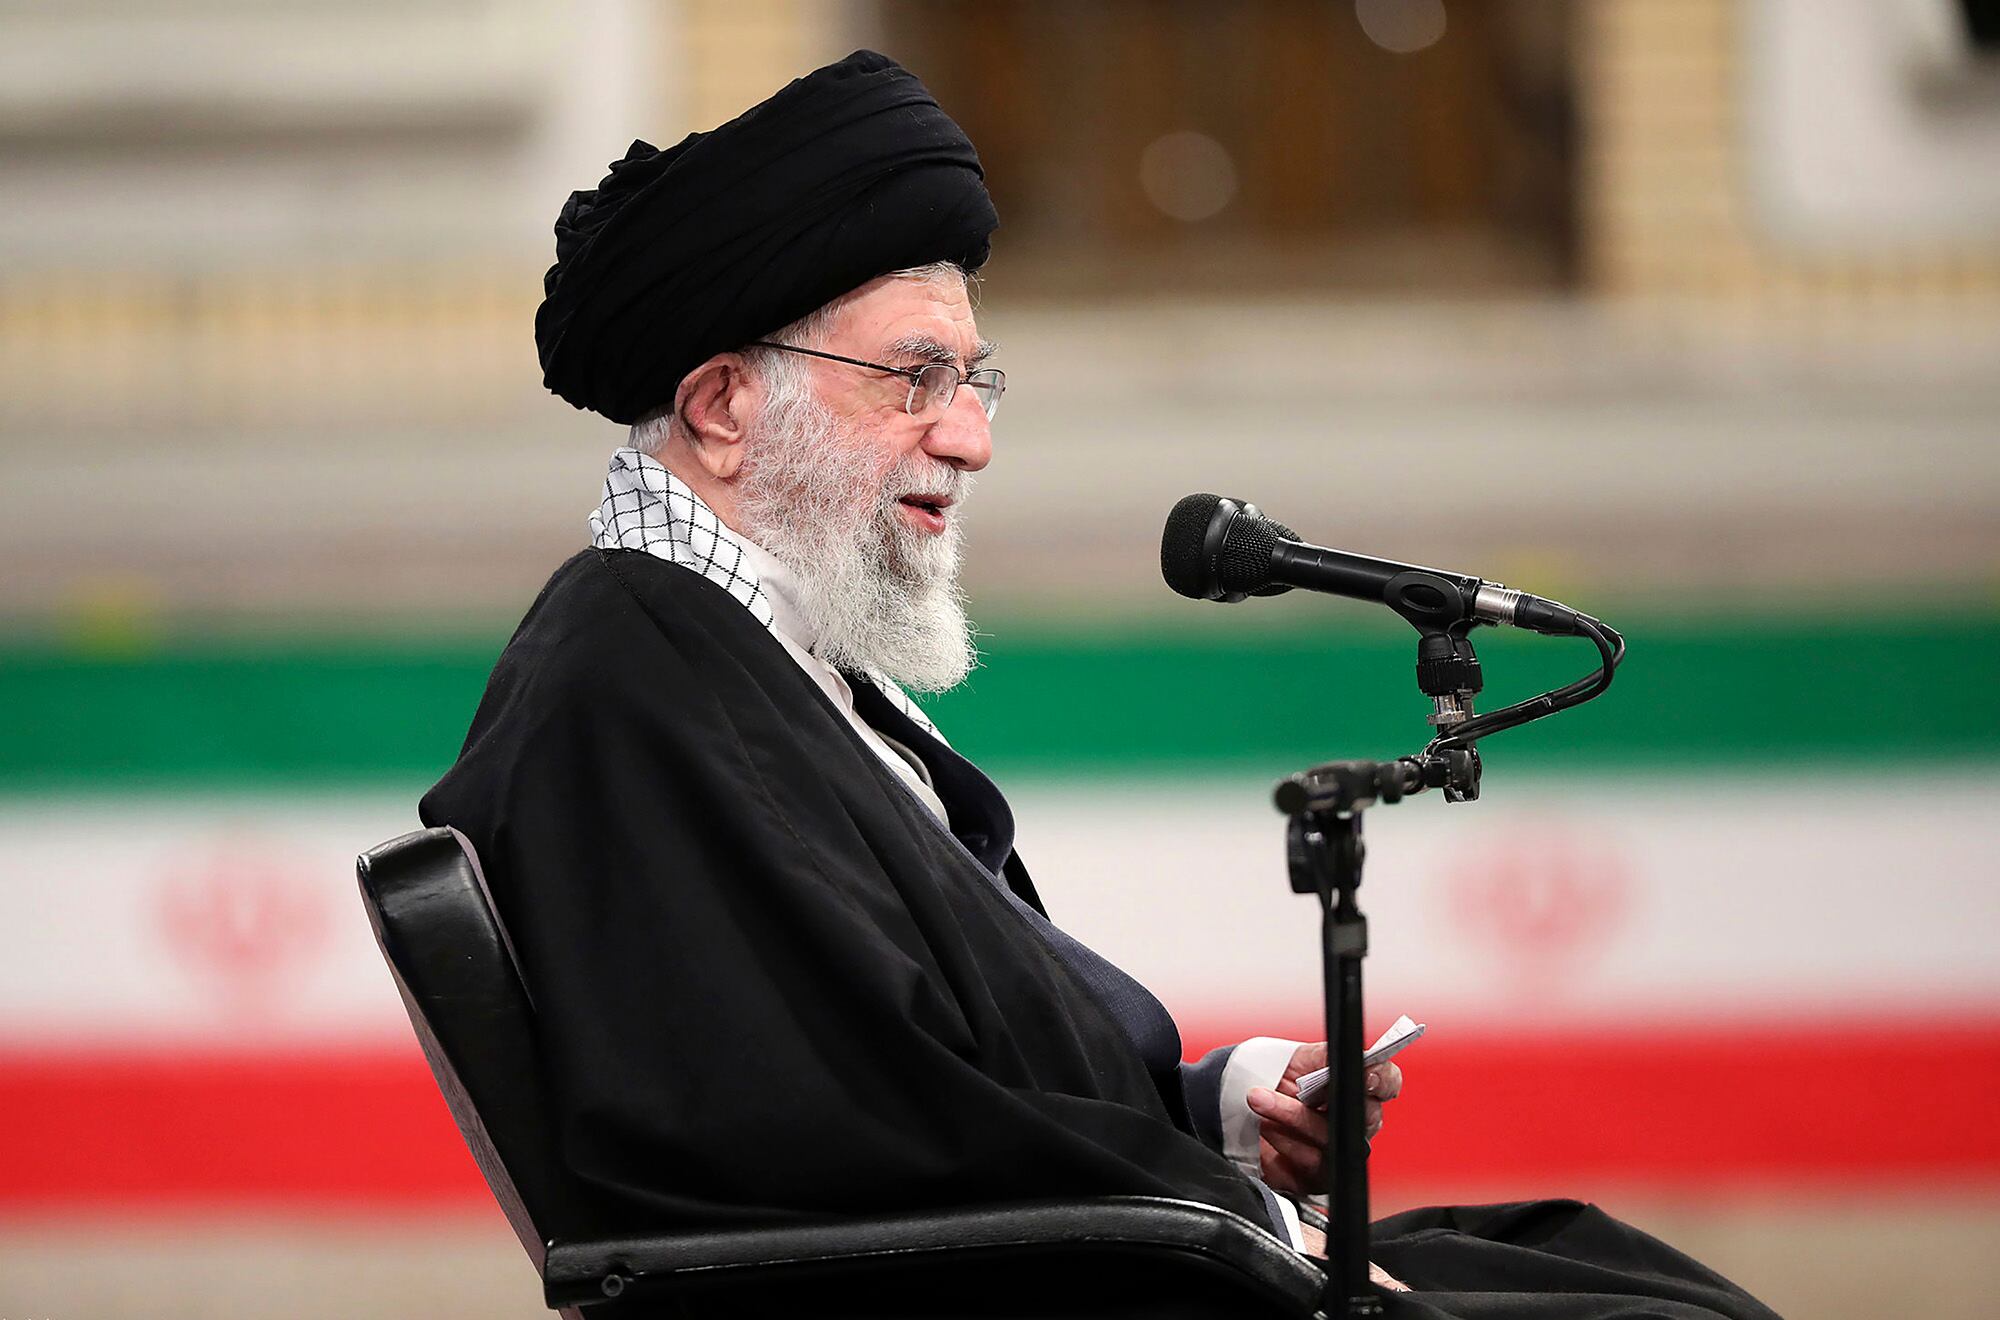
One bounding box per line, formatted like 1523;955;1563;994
1183;1015;2000;1201
0;1048;486;1212
4;1017;1998;1212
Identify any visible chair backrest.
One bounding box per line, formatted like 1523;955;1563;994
357;826;592;1266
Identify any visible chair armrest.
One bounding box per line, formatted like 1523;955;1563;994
543;1195;1324;1314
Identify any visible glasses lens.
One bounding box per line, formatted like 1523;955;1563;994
966;368;1005;420
910;364;958;416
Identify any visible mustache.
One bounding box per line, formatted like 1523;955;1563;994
879;455;973;507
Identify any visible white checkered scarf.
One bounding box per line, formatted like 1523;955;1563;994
589;447;944;741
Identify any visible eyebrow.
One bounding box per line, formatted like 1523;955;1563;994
885;332;999;371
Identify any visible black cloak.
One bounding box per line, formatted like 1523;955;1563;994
420;548;1273;1234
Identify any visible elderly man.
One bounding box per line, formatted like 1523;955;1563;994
422;51;1776;1320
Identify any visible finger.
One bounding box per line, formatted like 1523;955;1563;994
1369;1262;1412;1292
1258;1135;1285;1187
1281;1041;1328;1094
1366;1060;1404;1102
1248;1087;1328;1147
1260;1123;1327;1186
1259;1137;1320;1197
1261;1115;1325;1165
1365;1098;1384;1138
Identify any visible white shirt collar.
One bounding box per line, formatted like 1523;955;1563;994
737;539;820;655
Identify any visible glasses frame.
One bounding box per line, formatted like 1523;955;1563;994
744;341;1006;420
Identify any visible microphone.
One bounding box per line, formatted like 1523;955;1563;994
1160;493;1583;636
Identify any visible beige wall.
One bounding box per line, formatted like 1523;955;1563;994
1582;0;2000;320
679;0;862;127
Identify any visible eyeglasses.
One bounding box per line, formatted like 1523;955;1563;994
744;342;1006;420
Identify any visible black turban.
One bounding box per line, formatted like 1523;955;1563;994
534;50;999;425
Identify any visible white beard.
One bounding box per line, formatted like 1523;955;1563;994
735;387;978;693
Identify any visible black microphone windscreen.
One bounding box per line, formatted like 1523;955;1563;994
1216;511;1283;594
1161;493;1224;598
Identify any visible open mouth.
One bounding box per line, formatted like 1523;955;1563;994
895;493;954;535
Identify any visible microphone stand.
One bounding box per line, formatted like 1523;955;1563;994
1164;494;1627;1314
1275;599;1621;1317
1277;748;1477;1319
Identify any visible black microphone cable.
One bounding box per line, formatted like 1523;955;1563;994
1428;611;1625;752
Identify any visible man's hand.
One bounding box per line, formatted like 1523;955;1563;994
1245;1041;1403;1196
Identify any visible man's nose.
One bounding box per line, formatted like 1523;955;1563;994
922;389;992;473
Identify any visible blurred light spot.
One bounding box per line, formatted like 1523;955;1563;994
1489;547;1588;606
1355;0;1447;54
61;576;163;656
1139;131;1239;223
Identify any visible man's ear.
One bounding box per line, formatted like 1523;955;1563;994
674;354;758;481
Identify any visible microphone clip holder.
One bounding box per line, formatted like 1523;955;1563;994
1383;571;1488;735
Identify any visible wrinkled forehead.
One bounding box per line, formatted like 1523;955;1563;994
824;272;987;365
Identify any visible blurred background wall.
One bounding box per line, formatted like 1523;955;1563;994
2;1;1997;1316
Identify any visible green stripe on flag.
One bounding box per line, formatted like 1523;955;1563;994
1;608;1991;790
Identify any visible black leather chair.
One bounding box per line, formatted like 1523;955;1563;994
357;826;1327;1318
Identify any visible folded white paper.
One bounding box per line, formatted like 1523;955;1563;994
1292;1015;1424;1108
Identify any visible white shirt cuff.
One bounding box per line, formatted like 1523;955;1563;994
1268;1188;1306;1252
1218;1035;1305;1180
